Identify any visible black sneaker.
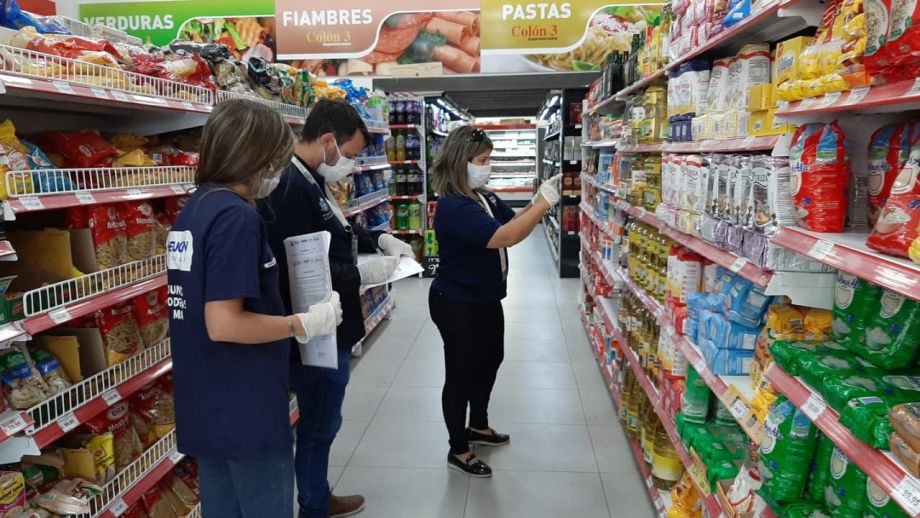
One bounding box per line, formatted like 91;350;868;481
447;453;492;478
467;428;510;446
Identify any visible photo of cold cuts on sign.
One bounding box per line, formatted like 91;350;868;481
288;11;481;76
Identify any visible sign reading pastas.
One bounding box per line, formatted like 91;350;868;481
273;1;479;60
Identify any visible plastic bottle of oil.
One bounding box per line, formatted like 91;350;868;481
620;368;634;424
651;418;683;491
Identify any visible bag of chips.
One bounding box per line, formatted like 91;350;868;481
789;122;851;232
83;401;143;472
96;302;144;366
866;140;920;258
87;204;127;270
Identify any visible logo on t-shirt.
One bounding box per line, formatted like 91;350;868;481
166;230;194;271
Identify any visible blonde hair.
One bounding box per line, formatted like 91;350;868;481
431;126;493;199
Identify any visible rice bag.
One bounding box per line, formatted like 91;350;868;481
807;432;834;502
775;500;830;517
758;396;819;502
831;272;883;349
867;140;920;258
858;290;920;369
799;354;881;392
769;340;850;375
824;447;867;518
681;366;712;424
789;122;851;232
839;395;909;448
867;122;912;226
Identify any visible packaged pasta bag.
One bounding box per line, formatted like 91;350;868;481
128;406;156;449
123;502;151;518
789;122;851;232
0;344;48;409
163;196;188;226
40;131;118;168
82;432;115;484
158;479;193;515
29;347;71;396
165;473;198;508
867;141;920;258
132;380;175;440
119;202;156;263
87;204;127;270
83;401;143;472
96;302;144;366
132;288;167;348
867;121;911;226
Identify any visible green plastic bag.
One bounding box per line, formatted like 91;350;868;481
807;433;834;502
681;366;711;424
769;340;850;375
864;476;909;518
759;396;819;502
777;500;831;518
798;354;881;394
832;272;883;349
858;291;920;370
838;395;913;449
825;446;867;518
818;373;897;412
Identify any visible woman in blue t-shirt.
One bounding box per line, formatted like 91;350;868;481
166;99;343;518
429;126;562;477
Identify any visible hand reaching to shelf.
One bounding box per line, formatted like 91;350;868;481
534;173;562;208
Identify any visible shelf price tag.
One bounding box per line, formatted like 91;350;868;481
845;86;871;105
0;414;27;436
181;101;195;110
111;90;129;102
101;390;121;406
807;239;835;261
90;88;109;100
801;394;827;421
730;399;749;420
57;412;79;433
110;497;128;517
893;477;920;516
816;92;841;108
798;97;817;109
907;77;920;98
49;307;72;324
690;355;706;373
741;136;756;148
19;197;43;211
728;257;748;273
75;192;96;205
170;185;186;195
52;81;76;95
168;450;184;464
646;475;653;488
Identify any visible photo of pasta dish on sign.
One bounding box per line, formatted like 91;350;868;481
288;11;481;76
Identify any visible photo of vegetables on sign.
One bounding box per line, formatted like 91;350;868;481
177;17;276;62
479;1;663;72
286;11;481;76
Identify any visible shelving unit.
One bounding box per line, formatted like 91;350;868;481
480;123;538;206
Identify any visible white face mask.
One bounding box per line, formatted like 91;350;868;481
317;139;356;182
467;162;492;189
257;175;280;198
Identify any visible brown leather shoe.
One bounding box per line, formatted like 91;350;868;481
330;493;365;518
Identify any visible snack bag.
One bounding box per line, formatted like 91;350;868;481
132;287;167;348
83;401;143;472
789;122;850;232
758;396;819;501
0;344;48;409
87;204;127;269
119;202;157;262
30;347;71;395
0;119;33;198
96;302;144;366
858;289;920;369
866;140;920;258
41;131;118;168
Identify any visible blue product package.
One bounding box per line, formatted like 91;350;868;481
728;284;773;327
698;309;716;344
686;292;709;320
723;276;753;314
703;340;755;375
685;317;700;345
707;312;732;349
723;0;751;26
726;321;760;350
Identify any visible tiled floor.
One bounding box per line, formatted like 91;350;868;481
332;226;655;518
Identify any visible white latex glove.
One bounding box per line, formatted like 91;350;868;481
294;292;343;343
533;173;562;207
378;233;414;257
358;256;400;285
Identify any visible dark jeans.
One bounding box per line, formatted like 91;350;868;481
429;288;505;456
292;346;352;518
198;454;294;518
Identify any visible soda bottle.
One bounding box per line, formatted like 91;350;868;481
406;167;418;195
396;167;407;196
385;136;396;161
397;202;410;230
408;201;422;230
396;132;406;161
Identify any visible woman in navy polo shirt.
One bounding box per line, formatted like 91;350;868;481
166;99;343;518
429;126;562;477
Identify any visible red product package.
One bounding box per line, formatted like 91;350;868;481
164;196;188;225
119;202;157;262
132;287;168;348
87;204;127;269
789;122;851;232
65;206;89;229
867;121;912;226
41;131;118;168
122;502;150;518
131;380;175;441
866;143;920;258
82;401;144;471
96;302;144;366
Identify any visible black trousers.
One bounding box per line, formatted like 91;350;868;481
429;288;505;455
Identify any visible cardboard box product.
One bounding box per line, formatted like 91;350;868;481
746;84;775;111
774;36;811;85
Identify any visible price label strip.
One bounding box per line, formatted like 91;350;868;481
102;389;121;406
52;81;76;95
801;394;827;421
729;257;748;273
730;398;749;420
816;92;841;108
845;86;871;105
0;414;27;436
808;239;835;261
109;497;128;517
75;192;96;205
893;477;920;516
168;450;184;464
90;88;109;100
49;307;73;325
57;412;79;433
19;197;43;211
906;77;920;99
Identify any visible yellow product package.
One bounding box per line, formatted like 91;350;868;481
909;235;920;265
84;433;115;484
113;149;157;168
0;119;33;199
797;37;823;80
803;308;833;339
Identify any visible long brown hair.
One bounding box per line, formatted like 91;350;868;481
196;99;294;199
431;126;493;199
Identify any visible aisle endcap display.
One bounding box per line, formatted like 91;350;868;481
771;227;920;302
765;363;920;517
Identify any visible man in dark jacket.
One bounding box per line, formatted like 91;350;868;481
259;99;411;518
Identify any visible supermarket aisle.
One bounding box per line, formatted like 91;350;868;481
328;226;655;518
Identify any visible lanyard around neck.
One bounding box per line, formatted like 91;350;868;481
291;157;351;230
477;192;508;280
